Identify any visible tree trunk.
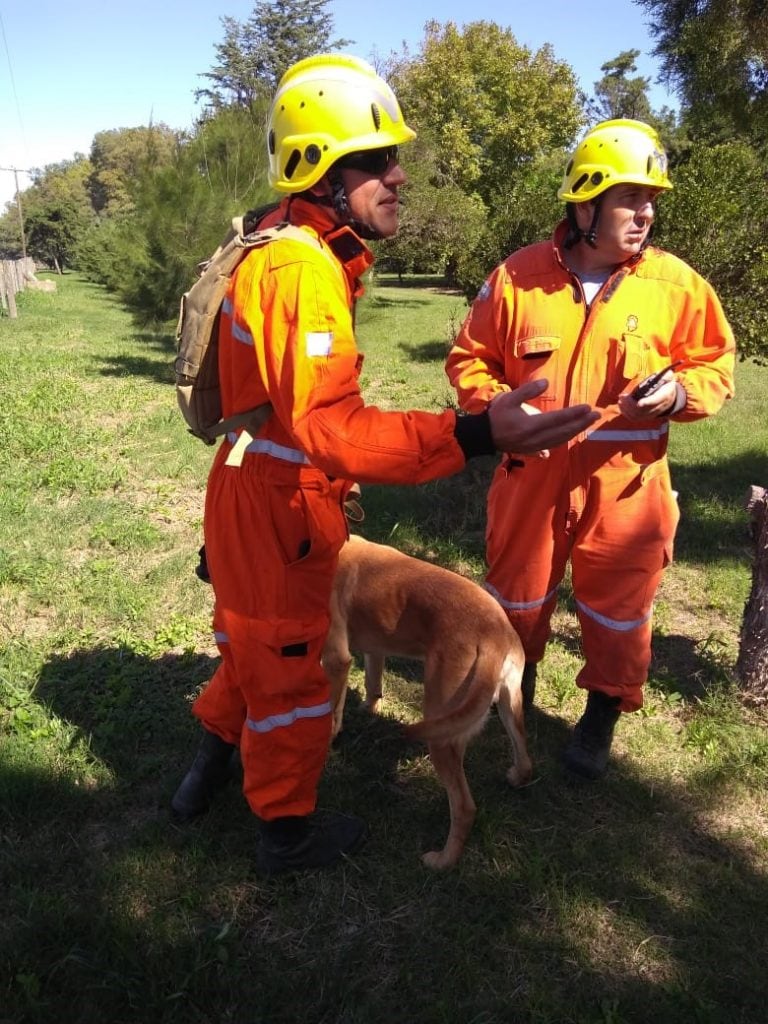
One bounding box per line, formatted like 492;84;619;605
736;485;768;703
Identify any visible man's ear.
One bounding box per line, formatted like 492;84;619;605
573;200;595;231
310;175;332;199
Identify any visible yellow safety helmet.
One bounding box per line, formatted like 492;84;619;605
558;119;672;203
267;53;416;193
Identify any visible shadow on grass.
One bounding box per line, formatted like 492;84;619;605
375;274;458;291
398;338;450;363
671;448;765;559
89;327;177;387
34;645;218;779
362;293;433;311
4;643;767;1023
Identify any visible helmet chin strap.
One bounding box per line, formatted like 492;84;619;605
328;170;383;240
564;200;602;250
300;172;383;240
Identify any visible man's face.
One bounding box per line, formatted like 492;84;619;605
339;151;407;239
581;183;662;262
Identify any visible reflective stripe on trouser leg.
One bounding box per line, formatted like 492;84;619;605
192;631;247;745
484;581;560;663
574;598;655;711
484;455;573;662
570;471;677;711
237;631;332;819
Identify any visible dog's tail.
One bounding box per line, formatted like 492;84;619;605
404;647;516;744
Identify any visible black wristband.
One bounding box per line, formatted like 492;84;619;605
453;411;495;460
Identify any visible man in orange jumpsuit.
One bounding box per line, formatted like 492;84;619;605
170;54;598;873
446;119;735;781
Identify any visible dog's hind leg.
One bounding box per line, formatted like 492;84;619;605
422;740;475;870
495;655;533;787
363;652;385;715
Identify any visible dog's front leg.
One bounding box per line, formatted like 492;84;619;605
363;652;385;714
322;630;353;739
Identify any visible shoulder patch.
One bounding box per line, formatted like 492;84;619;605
306;331;334;357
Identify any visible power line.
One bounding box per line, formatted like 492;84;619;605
0;10;28;153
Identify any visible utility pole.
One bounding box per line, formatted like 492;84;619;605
0;166;31;259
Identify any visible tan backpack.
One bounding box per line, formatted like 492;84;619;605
174;212;324;445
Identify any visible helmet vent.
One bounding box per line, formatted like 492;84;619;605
565;159;573;175
371;103;381;130
268;129;276;155
590;172;603;186
284;149;302;180
571;172;589;194
646;156;653;174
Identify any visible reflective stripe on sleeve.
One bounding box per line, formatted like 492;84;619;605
222;298;253;346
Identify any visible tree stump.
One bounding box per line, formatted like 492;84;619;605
736;485;768;703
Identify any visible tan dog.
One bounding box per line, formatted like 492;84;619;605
323;535;532;869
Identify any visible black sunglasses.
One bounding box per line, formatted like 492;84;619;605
336;145;399;175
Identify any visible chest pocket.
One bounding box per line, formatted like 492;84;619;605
620;332;650;383
511;336;561;405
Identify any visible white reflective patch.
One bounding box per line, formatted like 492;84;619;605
477;281;491;301
306;331;333;357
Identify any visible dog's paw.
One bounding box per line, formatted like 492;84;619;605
506;763;533;788
422;848;457;870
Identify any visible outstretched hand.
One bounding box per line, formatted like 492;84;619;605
487;380;599;457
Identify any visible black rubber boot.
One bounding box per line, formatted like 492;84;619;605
171;729;238;821
563;691;621;780
521;662;537;712
256;811;367;875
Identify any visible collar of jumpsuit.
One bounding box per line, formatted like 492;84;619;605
272;194;375;294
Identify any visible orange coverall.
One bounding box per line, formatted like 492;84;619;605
193;197;469;820
445;221;735;710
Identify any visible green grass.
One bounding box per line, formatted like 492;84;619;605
1;272;767;1024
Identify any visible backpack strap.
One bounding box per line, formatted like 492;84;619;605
217;222;334;460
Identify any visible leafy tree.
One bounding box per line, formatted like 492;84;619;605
100;105;273;322
588;49;654;122
391;21;583;207
197;0;351;110
656;140;768;362
452;155;564;299
586;49;686;162
636;0;768;144
0;195;26;257
376;131;485;281
88;125;179;215
22;158;95;272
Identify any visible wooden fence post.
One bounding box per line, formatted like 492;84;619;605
737;485;768;703
0;262;19;318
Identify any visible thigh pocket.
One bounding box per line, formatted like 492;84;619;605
268;482;347;627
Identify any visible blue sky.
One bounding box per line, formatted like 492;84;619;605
0;0;677;209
